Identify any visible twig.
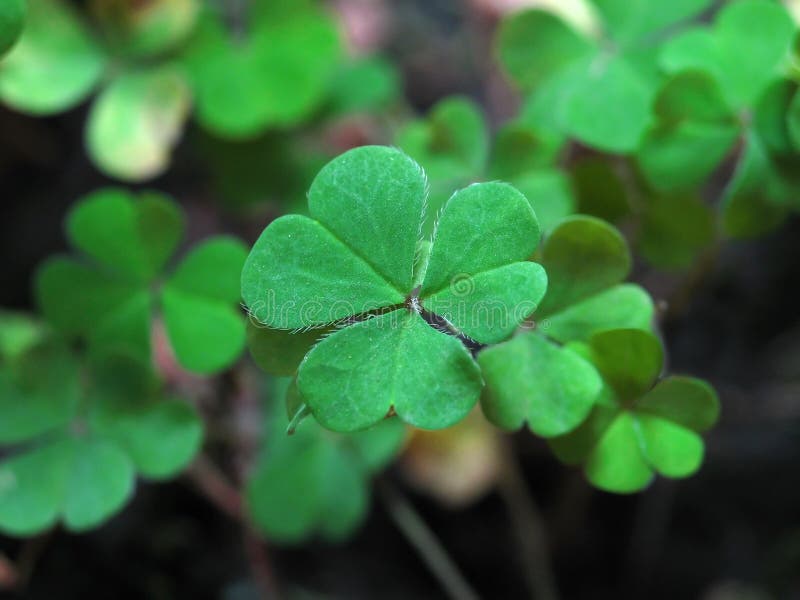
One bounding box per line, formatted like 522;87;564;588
497;439;559;600
379;479;480;600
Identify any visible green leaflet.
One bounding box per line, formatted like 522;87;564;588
636;71;739;192
298;311;483;432
0;0;25;56
246;320;331;377
395;96;489;234
0;310;46;361
659;1;796;111
479;217;653;437
0;348;203;536
549;329;720;494
183;5;340;138
91;0;199;59
325;56;400;116
86;66;191;182
395;98;574;235
536;216;631;317
496;4;690;153
571;158;631;223
0;0;106;114
589;0;714;49
242;146;547;432
496;9;595;90
637;193;716;270
36;189;248;374
478;332;601;437
245;382;406;543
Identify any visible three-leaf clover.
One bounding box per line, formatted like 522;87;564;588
0;0;342;179
36;188;248;374
181;0;341;139
478;216;654;437
497;0;714;152
0;343;203;535
396;96;575;234
242;145;548;432
0;0;190;181
246;379;406;543
549;329;719;493
642;0;799;236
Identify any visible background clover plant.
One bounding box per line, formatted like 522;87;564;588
8;0;785;594
497;0;715;153
549;329;720;493
246;378;406;543
396;95;575;234
0;339;202;534
36;188;248;374
478;215;654;437
242;145;548;432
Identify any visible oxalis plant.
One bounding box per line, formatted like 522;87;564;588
242;144;720;494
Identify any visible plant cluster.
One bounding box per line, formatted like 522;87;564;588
4;0;796;554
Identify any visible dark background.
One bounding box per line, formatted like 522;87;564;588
2;0;799;598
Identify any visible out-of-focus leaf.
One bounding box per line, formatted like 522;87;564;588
549;329;719;493
0;311;44;361
564;54;654;152
246;320;330;377
536;216;630;317
0;0;106;114
91;0;199;58
245;388;405;543
86;66;191;181
496;9;594;91
395;96;488;233
571;158;630;222
508;169;575;232
638;194;716;269
0;0;25;56
326;56;400;116
37;189;246;373
0;350;203;536
184;6;340;138
487;122;563;180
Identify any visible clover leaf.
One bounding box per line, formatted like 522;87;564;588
478;216;654;437
325;56;401;117
0;0;24;56
0;0;191;182
182;2;341;139
549;329;719;494
397;97;575;234
91;0;199;59
648;1;800;235
86;65;190;181
497;1;713;152
0;0;106;114
242;145;548;432
36;188;248;374
0;345;203;535
246;379;406;543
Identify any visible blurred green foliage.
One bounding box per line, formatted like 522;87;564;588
13;0;799;545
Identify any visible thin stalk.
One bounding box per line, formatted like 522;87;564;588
379;479;480;600
497;439;559;600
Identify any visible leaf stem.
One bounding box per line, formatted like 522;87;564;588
379;479;480;600
497;439;559;600
185;454;243;520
